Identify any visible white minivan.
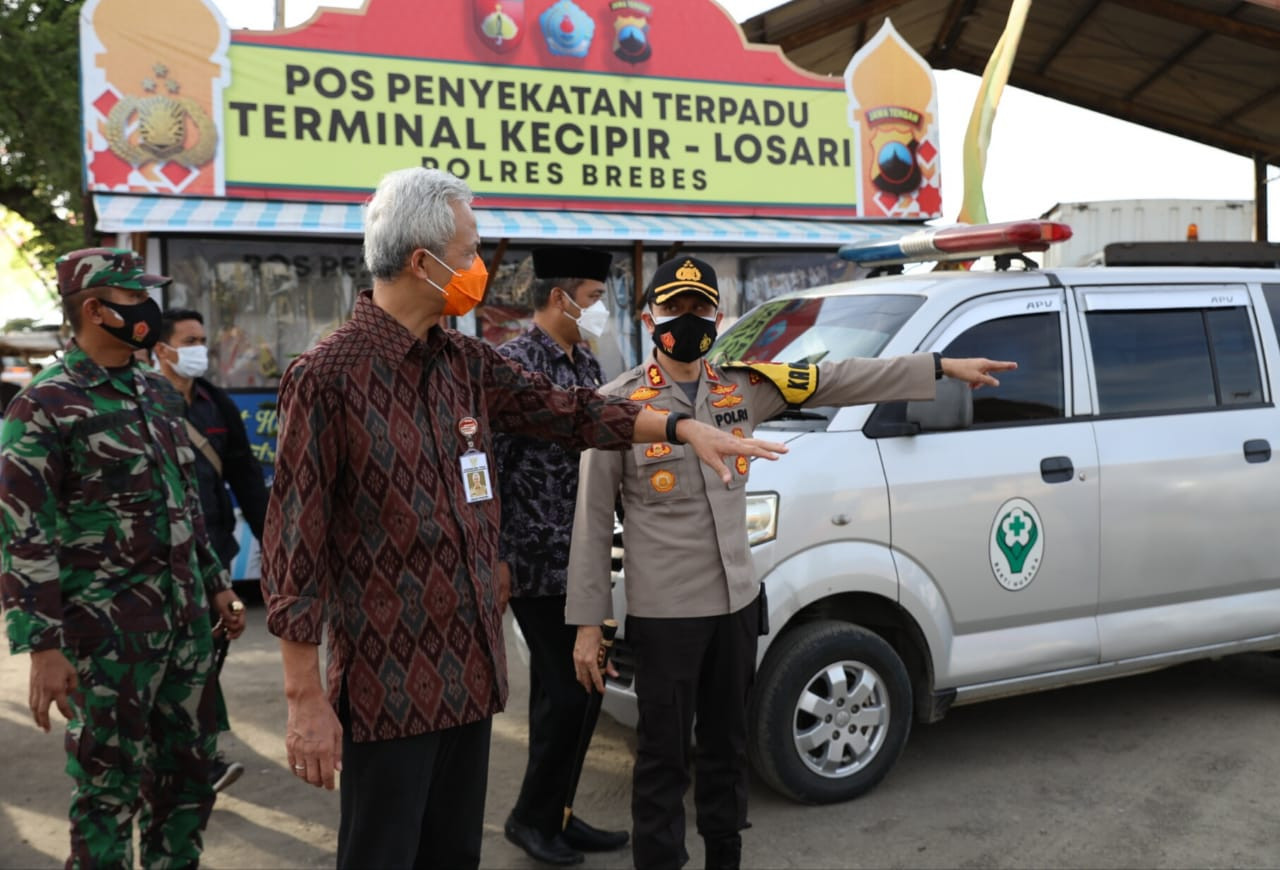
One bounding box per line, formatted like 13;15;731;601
601;227;1280;804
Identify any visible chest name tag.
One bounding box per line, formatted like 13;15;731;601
460;450;494;504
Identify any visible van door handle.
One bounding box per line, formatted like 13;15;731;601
1243;439;1271;464
1040;456;1074;483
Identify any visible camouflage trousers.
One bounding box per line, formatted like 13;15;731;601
63;614;217;869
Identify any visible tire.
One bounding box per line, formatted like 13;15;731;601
748;620;913;804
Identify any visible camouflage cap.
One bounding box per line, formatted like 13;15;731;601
55;247;171;298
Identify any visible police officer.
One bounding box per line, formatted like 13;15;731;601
0;248;245;868
566;255;1014;869
495;245;630;865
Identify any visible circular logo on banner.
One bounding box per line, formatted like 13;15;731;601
989;498;1045;591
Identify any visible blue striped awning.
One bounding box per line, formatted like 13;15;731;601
94;193;913;247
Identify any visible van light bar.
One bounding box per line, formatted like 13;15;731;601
839;220;1073;266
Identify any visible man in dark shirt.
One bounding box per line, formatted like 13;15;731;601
260;167;787;870
495;246;628;866
155;308;269;793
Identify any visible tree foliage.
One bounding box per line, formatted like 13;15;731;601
0;0;87;260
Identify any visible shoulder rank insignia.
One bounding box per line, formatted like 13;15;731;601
710;383;737;395
630;386;660;400
703;359;719;382
725;361;819;406
644;442;672;459
646;363;667;387
711;394;743;408
644;403;669;415
650;469;676;492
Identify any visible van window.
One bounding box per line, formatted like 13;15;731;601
1087;307;1261;414
709;295;923;365
941;313;1064;423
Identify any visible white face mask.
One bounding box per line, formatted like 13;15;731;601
563;295;610;338
171;345;209;379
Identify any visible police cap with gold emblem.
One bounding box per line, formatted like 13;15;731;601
645;256;719;308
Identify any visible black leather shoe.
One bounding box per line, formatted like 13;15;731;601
504;814;584;866
562;814;629;852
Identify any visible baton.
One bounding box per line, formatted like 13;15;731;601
563;618;618;831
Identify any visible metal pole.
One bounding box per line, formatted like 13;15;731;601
1255;156;1270;242
274;0;286;29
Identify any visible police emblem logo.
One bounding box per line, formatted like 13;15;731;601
699;335;713;353
710;383;737;395
646;363;666;386
132;321;150;342
735;455;749;475
105;64;217;170
540;0;595;58
610;1;652;64
711;394;743;408
650;469;676;493
644;443;672;459
475;0;525;53
630;386;660;400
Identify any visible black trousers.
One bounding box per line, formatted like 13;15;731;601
626;599;759;870
336;681;492;870
509;594;591;834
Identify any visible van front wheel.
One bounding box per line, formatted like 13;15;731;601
749;621;912;804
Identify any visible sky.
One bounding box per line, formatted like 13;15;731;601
210;0;1279;240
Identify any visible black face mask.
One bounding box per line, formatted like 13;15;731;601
652;313;717;363
98;298;162;350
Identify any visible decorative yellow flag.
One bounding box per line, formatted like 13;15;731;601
956;0;1032;227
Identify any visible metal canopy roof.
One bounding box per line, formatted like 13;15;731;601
741;0;1280;164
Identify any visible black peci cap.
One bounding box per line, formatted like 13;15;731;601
531;246;613;282
644;256;719;308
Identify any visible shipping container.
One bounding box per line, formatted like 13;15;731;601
1039;199;1255;267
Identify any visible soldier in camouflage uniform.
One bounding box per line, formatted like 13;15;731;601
0;248;246;869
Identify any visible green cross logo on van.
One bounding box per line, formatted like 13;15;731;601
990;498;1044;591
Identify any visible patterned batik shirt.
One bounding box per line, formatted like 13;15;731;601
0;343;231;654
261;291;640;743
494;325;603;599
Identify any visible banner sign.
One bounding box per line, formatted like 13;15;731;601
81;0;942;219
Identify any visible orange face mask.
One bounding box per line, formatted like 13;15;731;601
424;249;488;316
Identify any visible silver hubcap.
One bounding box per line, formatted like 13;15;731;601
791;659;889;779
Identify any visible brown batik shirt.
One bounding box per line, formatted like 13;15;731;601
261;291;640;743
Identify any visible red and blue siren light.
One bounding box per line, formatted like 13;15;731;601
839;220;1073;267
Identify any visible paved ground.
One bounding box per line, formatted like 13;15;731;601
2;593;1278;869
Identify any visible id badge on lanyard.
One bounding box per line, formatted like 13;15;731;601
457;416;493;504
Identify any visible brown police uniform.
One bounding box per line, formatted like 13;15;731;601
566;347;934;868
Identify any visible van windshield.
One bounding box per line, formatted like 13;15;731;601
708;294;923;365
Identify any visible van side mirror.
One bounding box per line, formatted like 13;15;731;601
906;377;973;432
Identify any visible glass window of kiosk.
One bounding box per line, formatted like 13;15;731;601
164;236;368;389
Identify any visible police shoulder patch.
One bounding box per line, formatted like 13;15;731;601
724;361;819;405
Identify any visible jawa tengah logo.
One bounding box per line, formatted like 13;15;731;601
989;498;1044;591
105;63;217;169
